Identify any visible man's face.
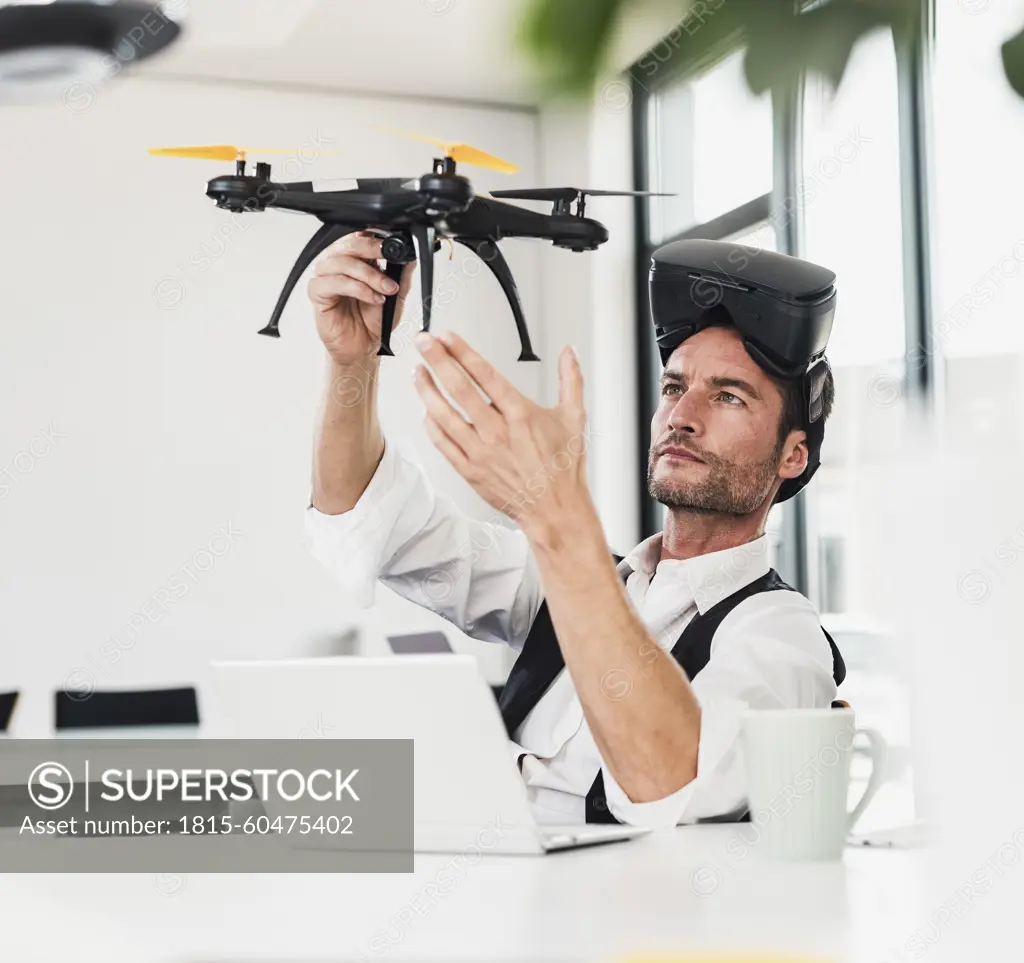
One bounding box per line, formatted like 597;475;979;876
648;326;806;516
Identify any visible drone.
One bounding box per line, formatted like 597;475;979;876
150;131;669;361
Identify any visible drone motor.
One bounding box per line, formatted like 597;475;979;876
206;175;276;214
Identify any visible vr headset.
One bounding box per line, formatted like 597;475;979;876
649;239;837;503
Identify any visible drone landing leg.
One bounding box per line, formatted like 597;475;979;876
258;222;354;338
411;224;436;333
457;239;540;362
377;260;406;357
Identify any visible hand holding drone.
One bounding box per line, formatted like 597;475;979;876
309;231;417;367
150;131;669;361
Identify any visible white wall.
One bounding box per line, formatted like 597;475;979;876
0;75;545;731
537;94;641;556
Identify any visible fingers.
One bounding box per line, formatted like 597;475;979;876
557;345;585;413
414;333;504;434
321;231;384;263
422;414;472;478
420;331;522;416
308;274;385;308
414;365;481;456
316;252;401;299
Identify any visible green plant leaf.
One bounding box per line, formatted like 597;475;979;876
1002;26;1024;98
743;0;902;96
517;0;922;100
517;0;1024;105
517;0;628;95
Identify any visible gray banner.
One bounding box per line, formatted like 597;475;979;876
0;739;413;872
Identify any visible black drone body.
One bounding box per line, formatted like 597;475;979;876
202;155;652;362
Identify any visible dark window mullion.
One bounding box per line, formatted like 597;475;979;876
658;194;773;246
773;66;811;597
632;72;659;539
894;0;938;411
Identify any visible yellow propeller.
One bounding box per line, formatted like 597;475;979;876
148;144;340;162
376;127;520;174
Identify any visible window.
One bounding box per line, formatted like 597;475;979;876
631;9;931;831
723;221;776;253
933;0;1024;433
647;49;774;242
800;34;915;830
801;28;907;616
637;48;784;563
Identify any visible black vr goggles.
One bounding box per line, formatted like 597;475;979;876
649;239;837;504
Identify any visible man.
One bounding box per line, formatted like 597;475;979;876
305;232;840;829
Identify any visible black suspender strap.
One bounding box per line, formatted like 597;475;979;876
497;551;846;826
587;567;845;824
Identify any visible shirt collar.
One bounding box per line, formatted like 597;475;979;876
621;531;772;615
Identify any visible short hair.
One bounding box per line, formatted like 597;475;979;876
680;309;835;448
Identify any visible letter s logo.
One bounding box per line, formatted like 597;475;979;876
28;762;74;810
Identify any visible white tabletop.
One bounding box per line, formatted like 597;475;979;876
0;824;921;963
0;691;930;963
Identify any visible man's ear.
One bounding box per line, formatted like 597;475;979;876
778;429;809;481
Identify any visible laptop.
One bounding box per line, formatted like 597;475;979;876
209;654;650;854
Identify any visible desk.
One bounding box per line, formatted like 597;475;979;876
0;825;920;963
0;689;928;963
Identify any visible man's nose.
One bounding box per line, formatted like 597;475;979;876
666;391;704;435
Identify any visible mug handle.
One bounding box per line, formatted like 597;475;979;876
847;726;887;831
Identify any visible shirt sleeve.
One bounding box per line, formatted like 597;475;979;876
305;436;543;651
601;590;837;829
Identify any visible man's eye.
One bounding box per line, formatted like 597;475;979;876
718;391;743;405
662;384;681;396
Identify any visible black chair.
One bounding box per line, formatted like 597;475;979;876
0;691;18;732
54;686;199;730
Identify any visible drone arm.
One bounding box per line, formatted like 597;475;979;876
412;224;436;333
258;222;355;338
455;238;540;362
447;196;608;250
377;259;406;357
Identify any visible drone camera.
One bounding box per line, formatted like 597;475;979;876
380;233;444;263
381;235;416;264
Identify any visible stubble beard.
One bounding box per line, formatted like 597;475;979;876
647;440;783;517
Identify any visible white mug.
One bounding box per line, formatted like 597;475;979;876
740;708;887;860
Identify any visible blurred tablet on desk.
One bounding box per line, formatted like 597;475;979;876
386;631;453;655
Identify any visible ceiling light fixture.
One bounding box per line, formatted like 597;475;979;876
0;1;183;100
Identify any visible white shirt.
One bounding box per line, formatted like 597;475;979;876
305;438;837;830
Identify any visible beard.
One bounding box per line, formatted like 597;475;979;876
647;435;783;516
